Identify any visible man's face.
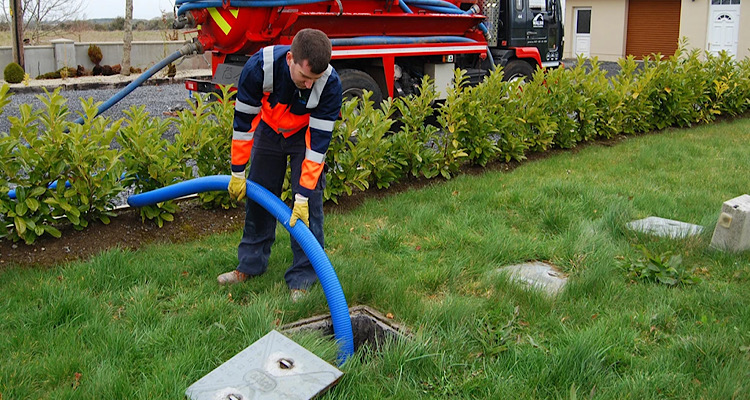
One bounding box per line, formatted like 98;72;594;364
286;51;324;90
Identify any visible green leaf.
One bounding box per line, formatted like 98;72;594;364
25;198;40;212
14;216;27;235
30;187;46;197
67;213;80;225
44;225;62;238
15;202;28;216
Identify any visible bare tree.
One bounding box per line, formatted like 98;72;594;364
121;0;132;76
2;0;84;44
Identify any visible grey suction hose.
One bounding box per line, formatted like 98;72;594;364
127;175;355;365
73;40;202;124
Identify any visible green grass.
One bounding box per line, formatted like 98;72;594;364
2;118;750;398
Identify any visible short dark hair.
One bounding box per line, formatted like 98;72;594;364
290;29;332;74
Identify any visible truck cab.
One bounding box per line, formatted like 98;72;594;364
489;0;564;80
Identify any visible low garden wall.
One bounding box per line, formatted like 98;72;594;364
0;40;209;78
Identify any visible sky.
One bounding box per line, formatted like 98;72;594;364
80;0;175;20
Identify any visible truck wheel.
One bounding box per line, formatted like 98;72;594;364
339;69;383;106
503;60;535;82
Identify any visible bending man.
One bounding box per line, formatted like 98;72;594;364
221;29;342;302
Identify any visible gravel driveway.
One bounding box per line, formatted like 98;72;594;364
0;83;194;139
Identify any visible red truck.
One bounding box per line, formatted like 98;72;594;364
174;0;564;101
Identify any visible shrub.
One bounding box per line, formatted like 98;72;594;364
178;86;236;209
0;89;69;244
4;62;25;84
36;67;76;80
0;89;126;243
324;97;371;203
704;50;750;118
434;70;470;178
88;44;103;65
101;65;115;76
449;69;502;165
391;77;441;178
48;97;125;229
118;105;192;227
511;69;557;153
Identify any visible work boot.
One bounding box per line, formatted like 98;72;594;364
217;270;249;285
290;289;308;303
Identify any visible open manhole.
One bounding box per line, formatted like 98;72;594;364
280;305;410;352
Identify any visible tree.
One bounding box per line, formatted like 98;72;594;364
9;0;23;68
1;0;84;44
122;0;132;76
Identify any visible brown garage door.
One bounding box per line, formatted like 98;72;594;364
626;0;681;59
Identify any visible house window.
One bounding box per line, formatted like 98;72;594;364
711;0;741;4
576;9;591;34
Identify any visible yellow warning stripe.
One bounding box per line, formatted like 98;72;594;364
230;9;240;18
208;8;232;35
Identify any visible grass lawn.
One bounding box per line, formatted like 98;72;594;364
1;117;749;399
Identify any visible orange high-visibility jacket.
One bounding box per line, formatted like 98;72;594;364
231;45;342;197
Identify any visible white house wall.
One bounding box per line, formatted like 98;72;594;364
564;0;628;61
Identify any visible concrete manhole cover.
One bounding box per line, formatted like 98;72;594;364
627;217;703;238
497;261;568;296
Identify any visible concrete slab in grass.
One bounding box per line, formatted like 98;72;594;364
627;217;703;239
498;261;568;296
185;330;342;400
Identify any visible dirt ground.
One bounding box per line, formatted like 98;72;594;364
0;200;246;268
0;176;438;268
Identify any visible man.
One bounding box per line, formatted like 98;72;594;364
219;29;342;301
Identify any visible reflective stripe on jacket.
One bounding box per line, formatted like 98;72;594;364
230;45;342;197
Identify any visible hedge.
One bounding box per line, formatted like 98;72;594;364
1;47;749;244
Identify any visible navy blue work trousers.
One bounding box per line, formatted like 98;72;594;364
236;124;324;290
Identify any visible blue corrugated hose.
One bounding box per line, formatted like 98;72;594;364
127;175;355;364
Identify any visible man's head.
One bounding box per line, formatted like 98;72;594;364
286;28;332;90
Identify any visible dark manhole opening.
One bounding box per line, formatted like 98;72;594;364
280;305;410;352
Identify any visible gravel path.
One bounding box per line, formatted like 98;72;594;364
0;83;193;139
562;58;625;78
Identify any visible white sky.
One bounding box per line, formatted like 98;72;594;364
80;0;175;20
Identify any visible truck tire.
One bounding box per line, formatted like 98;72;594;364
503;60;535;82
338;69;383;106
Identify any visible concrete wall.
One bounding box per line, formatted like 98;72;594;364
564;0;627;62
1;40;210;78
